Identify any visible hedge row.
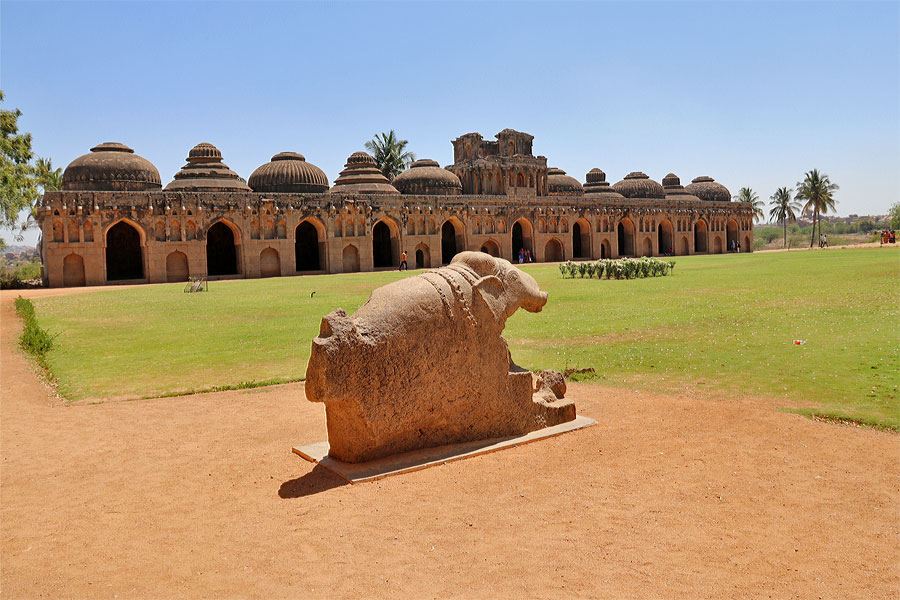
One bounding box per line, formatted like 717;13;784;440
559;257;675;279
14;296;54;367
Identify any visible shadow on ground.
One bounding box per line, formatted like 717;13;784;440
279;464;347;498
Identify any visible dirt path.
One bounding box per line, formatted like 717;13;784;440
2;290;898;599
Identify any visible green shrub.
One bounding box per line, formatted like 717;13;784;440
559;257;675;280
14;296;54;366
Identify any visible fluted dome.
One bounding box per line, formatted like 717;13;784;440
61;142;162;191
684;176;731;202
662;173;702;202
546;167;584;196
583;168;626;200
165;143;250;192
612;172;666;199
328;151;399;195
248;152;329;193
392;159;461;195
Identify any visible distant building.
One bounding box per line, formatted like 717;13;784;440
38;130;753;287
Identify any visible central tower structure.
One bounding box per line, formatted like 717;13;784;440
448;129;548;197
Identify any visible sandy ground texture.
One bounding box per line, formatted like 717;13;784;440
1;288;898;599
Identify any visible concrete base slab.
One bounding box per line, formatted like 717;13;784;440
292;415;597;484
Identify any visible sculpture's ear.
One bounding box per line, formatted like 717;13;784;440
473;275;505;319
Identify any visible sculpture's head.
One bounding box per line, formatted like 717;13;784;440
451;251;548;320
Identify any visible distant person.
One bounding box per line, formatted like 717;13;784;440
822;234;828;248
891;230;896;244
525;249;533;263
518;248;525;264
399;250;408;271
737;241;741;253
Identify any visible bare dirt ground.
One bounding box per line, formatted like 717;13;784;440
2;289;898;599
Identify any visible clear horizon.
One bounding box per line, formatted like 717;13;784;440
2;0;898;246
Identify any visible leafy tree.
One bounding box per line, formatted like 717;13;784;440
795;169;839;248
889;202;900;230
1;91;39;237
364;130;415;180
768;187;800;248
734;187;764;221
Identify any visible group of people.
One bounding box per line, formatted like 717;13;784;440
818;234;828;248
729;239;743;252
881;230;896;245
517;248;534;264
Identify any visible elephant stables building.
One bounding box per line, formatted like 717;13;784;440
38;129;753;287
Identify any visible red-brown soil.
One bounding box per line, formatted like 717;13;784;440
2;289;898;599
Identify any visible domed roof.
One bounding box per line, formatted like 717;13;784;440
165;143;250;192
662;173;702;202
684;176;731;202
61;142;162;191
248;152;329;193
582;168;626;200
546;167;584;196
328;151;399;195
612;172;666;199
392;159;461;195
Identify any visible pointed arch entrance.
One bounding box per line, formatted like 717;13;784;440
480;239;501;257
512;218;533;260
600;239;610;258
441;218;464;264
372;219;398;268
295;220;322;271
658;219;673;255
573;219;590;259
694;219;708;253
415;242;430;269
726;219;739;251
207;221;239;276
260;248;281;278
544;238;563;262
166;251;189;282
617;218;635;257
63;253;86;287
106;220;144;281
342;244;360;272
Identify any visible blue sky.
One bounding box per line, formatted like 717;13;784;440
2;0;898;245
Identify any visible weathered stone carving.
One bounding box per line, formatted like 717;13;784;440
305;251;576;463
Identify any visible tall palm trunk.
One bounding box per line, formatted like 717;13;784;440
783;218;787;248
809;208;818;248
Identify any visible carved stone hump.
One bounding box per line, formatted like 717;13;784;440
305;251;574;463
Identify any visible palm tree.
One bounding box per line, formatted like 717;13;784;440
768;186;800;248
364;131;415;181
34;157;62;192
794;169;839;248
734;187;764;222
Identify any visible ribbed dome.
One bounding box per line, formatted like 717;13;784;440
328;151;399;195
61;142;162;191
546;167;584;196
612;172;666;199
684;176;731;202
392;159;461;195
248;152;329;193
165;143;250;192
662;173;702;202
583;168;626;200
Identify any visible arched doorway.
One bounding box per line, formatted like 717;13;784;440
680;236;690;255
658;219;673;255
544;238;563;262
694;219;708;253
573;219;590;259
166;251;189;282
744;235;751;252
441;220;462;264
713;236;723;254
260;248;281;278
295;221;321;271
63;253;86;287
342;244;360;273
512;218;533;261
726;219;739;251
600;239;610;258
641;237;652;256
480;239;500;257
617;218;635;257
414;243;430;269
207;222;239;276
372;220;395;268
106;221;143;281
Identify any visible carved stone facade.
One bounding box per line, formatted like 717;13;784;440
38;130;754;287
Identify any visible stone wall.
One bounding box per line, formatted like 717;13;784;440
38;190;755;287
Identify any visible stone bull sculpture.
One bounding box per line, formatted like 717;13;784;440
305;251;575;463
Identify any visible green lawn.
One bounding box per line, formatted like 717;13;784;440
31;247;900;429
